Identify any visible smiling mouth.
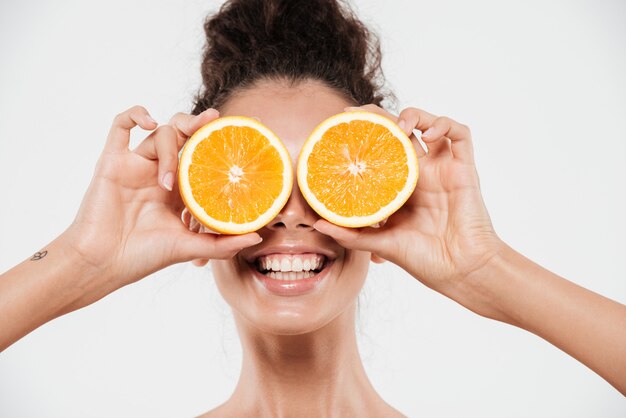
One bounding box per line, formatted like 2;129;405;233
253;253;330;280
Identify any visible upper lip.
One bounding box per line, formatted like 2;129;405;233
243;244;338;263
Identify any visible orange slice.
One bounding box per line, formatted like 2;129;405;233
297;111;419;227
178;116;293;234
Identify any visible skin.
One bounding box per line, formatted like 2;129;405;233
0;78;625;416
198;80;398;416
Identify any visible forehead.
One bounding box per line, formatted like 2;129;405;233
219;79;353;158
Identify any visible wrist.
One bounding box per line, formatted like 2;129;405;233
447;240;522;325
0;232;120;350
52;230;120;315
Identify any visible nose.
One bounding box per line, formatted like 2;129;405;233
266;182;319;231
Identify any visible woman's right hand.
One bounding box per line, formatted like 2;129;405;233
64;105;263;292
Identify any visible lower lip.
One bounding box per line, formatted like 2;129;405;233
250;261;334;296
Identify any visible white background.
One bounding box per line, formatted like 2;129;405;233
1;0;625;416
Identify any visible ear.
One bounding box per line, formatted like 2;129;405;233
370;253;386;264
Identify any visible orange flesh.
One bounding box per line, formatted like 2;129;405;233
306;120;408;217
188;126;284;223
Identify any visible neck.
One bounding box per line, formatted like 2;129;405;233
224;303;389;417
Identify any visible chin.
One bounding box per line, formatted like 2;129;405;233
236;308;332;336
211;248;370;335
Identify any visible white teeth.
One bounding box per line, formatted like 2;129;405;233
255;254;328;276
265;271;317;280
292;258;303;272
314;256;321;270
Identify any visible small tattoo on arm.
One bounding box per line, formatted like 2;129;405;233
30;250;48;261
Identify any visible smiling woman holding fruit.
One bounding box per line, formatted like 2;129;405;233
1;0;625;416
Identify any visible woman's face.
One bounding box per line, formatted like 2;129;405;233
207;79;373;335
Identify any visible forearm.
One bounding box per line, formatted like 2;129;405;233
0;233;116;351
455;242;626;394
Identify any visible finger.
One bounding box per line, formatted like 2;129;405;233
154;125;179;191
371;253;386;264
181;207;192;228
104;105;157;153
409;132;427;158
423;119;474;163
368;216;389;229
192;258;209;267
178;231;263;261
168;108;220;148
181;208;222;236
425;135;453;159
399;108;474;163
313;219;394;260
397;107;449;158
180;209;225;264
132;125;179;191
133;125;174;160
397;107;437;135
189;214;204;233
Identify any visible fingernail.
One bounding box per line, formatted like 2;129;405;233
162;172;174;191
398;119;406;131
253;235;263;244
344;106;359;112
147;114;158;125
422;127;435;139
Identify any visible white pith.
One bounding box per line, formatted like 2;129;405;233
347;160;367;175
228;165;244;183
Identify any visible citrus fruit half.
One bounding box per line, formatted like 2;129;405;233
297;111;419;228
178;116;293;234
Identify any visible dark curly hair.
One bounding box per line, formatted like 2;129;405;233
191;0;393;115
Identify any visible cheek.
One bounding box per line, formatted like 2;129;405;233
338;250;371;302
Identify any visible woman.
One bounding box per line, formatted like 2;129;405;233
1;0;625;416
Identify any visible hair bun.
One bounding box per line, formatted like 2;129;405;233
193;0;390;113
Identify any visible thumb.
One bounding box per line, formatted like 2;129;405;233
177;231;263;261
313;220;388;255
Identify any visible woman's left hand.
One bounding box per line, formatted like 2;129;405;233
315;105;626;395
313;104;504;312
